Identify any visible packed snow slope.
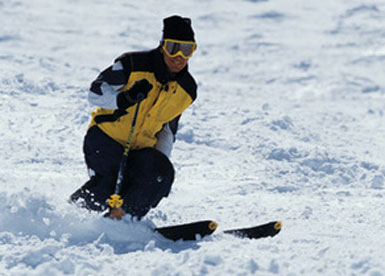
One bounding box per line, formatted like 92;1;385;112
1;0;385;275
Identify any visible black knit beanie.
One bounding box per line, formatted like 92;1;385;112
162;15;195;42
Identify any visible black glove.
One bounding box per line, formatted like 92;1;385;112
125;79;153;102
117;79;153;109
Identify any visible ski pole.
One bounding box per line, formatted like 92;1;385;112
107;93;144;215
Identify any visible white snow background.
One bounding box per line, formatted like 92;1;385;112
1;0;385;275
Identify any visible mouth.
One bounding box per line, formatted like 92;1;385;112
174;59;182;65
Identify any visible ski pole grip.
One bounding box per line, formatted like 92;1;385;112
137;93;145;102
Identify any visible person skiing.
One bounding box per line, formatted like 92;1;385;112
70;15;197;220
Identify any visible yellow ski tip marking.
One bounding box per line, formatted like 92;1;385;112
107;194;123;208
274;221;282;231
209;221;218;230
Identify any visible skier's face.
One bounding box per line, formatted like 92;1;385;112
161;48;188;73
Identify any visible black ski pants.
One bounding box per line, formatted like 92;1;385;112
70;126;174;219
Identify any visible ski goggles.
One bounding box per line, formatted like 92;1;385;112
162;39;197;59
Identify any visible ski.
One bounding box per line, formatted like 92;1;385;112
155;220;218;241
155;220;282;241
224;221;282;239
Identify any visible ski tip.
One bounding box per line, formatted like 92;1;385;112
274;221;282;231
209;221;218;231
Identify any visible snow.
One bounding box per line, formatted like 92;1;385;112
1;0;385;275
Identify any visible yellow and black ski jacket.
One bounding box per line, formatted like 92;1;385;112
87;48;197;151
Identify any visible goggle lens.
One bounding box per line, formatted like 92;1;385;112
163;39;196;58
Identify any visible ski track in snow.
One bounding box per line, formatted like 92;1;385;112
1;0;385;275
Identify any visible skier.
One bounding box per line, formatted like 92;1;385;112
70;15;197;220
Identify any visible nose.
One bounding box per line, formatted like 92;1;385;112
175;55;185;62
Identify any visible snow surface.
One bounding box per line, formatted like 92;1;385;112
1;0;385;275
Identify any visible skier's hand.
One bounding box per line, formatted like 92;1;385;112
125;79;153;103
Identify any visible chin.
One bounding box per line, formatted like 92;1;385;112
173;68;183;73
169;66;183;73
